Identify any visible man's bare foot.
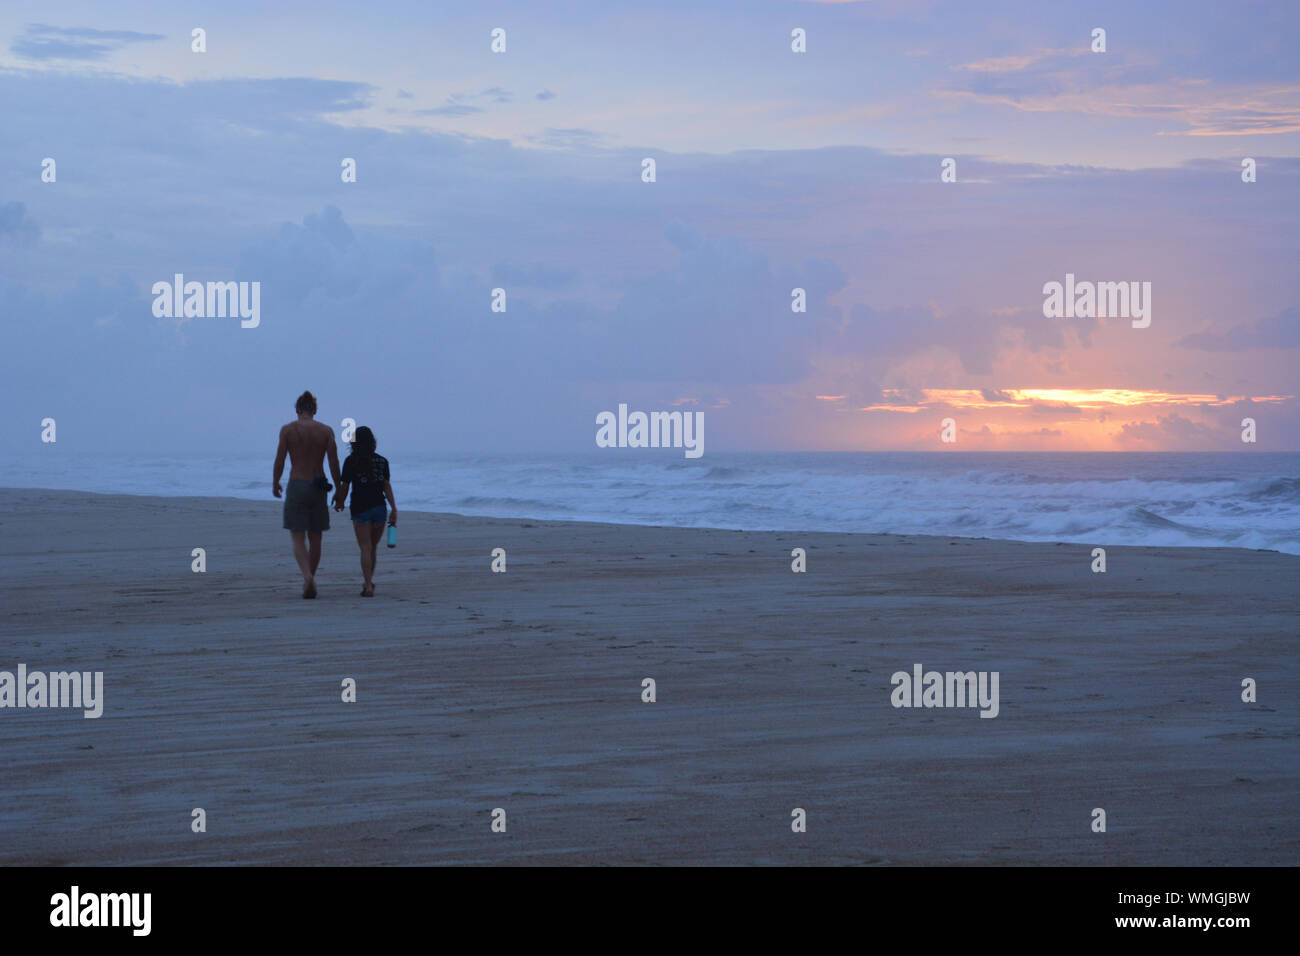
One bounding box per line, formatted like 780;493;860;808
361;582;374;597
303;578;317;599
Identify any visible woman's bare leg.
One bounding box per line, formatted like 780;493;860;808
353;521;375;593
368;524;384;591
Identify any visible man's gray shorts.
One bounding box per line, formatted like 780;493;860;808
283;478;330;532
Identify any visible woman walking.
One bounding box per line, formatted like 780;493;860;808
333;426;397;597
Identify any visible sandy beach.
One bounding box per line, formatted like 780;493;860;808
0;487;1296;866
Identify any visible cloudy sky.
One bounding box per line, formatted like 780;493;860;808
1;0;1297;455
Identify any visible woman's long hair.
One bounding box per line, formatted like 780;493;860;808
352;426;377;472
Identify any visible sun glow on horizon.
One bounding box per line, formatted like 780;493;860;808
856;388;1294;411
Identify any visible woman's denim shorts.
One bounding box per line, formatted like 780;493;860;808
352;504;387;526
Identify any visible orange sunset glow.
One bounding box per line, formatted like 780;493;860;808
855;388;1295;411
798;388;1296;451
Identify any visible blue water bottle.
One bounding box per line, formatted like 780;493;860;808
386;522;396;548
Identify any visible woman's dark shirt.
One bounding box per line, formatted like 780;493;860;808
341;453;390;515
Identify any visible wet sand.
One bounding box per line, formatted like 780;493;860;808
0;487;1296;865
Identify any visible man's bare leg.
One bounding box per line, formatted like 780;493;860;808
291;530;315;596
309;531;323;576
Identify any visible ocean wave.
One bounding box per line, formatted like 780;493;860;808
18;452;1300;554
452;495;577;512
1248;476;1300;502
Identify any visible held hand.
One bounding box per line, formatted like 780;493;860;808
333;498;344;512
273;482;282;498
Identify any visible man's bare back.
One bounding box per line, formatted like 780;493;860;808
273;405;341;500
280;419;336;480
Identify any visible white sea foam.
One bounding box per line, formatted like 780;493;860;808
17;452;1300;554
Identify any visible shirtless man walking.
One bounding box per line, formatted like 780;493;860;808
273;391;342;598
